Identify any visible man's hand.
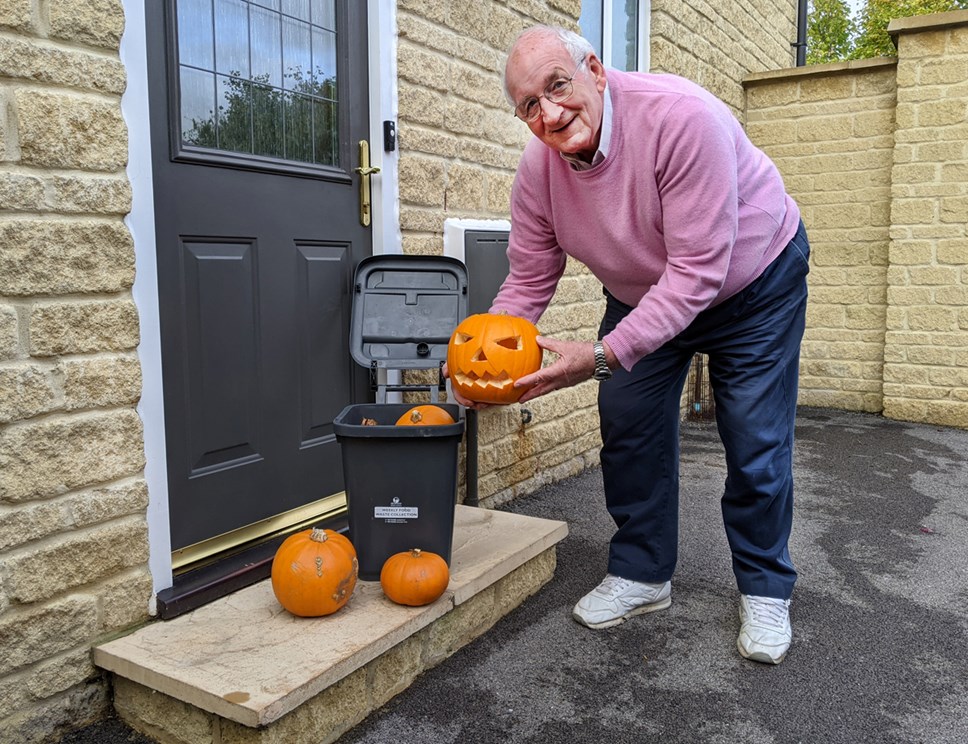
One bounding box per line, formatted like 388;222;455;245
514;336;614;403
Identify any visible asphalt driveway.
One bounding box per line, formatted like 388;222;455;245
63;406;968;744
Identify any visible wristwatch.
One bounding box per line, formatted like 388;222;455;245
592;341;612;381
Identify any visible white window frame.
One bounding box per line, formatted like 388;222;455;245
584;0;651;72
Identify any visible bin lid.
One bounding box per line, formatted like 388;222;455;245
350;254;468;369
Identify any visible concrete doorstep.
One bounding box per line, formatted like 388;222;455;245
93;506;568;744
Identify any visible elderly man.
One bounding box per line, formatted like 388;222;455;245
467;24;810;665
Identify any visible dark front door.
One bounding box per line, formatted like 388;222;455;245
146;0;372;553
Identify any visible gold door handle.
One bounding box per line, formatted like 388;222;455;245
354;140;380;226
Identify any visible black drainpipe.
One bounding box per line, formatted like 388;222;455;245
793;0;808;66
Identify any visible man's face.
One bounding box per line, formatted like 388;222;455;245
505;39;607;161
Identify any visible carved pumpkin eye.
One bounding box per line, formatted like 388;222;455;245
452;333;474;345
495;336;522;351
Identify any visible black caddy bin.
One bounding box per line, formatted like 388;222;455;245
333;254;467;580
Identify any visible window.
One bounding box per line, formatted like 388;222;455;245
579;0;650;72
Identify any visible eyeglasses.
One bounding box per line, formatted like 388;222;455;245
513;58;586;122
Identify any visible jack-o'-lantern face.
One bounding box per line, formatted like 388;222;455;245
447;313;542;404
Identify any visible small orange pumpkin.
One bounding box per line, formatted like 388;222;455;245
380;548;450;607
447;313;542;404
271;528;358;617
395;404;456;426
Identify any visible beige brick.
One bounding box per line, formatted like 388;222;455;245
60;354;141;411
941;195;968;223
889;241;935;265
0;305;21;360
398;85;445;128
14;90;127;170
400;127;460;158
0;363;57;423
888;286;934;305
445;98;485;137
397;0;447;25
97;567;152;630
25;649;97;701
28;299;139;357
0;682;107;744
0;220;134;296
446;162;486;211
0;596;98;675
398;154;445;207
51;174;132;214
937;239;968;265
0;500;66;551
891;198;936;225
48;0;124;51
398;44;450;91
5;519;148;603
0;172;44;211
0;409;144;503
916;99;967;128
908;266;961;286
0;35;126;95
0;0;33;31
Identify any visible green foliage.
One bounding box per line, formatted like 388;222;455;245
807;0;856;64
851;0;968;59
808;0;968;63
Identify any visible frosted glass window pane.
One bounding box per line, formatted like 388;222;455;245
283;16;312;90
282;0;310;20
215;0;250;77
178;0;214;69
284;93;314;162
181;67;217;147
608;0;638;71
579;2;603;57
310;0;335;30
217;74;253;153
311;26;336;91
313;98;338;167
252;81;284;157
250;4;282;86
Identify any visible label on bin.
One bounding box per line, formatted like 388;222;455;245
375;497;417;522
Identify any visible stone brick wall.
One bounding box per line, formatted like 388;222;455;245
744;11;968;428
0;1;152;741
651;0;798;115
885;12;968;427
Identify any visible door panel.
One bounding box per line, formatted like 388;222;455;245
147;0;372;552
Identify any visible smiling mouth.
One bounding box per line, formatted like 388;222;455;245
453;371;514;392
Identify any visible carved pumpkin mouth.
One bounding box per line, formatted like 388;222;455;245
452;370;514;391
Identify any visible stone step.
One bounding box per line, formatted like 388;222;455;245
94;506;568;743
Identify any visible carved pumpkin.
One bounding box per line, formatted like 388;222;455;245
447;313;542;404
271;528;358;617
380;548;450;607
395;404;456;426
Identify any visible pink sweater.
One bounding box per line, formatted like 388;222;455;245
491;69;801;371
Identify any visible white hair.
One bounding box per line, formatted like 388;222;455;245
502;25;596;105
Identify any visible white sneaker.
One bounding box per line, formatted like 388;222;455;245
737;594;792;664
572;575;672;629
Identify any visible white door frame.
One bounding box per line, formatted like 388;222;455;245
120;0;400;608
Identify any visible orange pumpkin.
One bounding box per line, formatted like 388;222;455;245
395;404;456;426
271;528;358;617
380;548;450;607
447;313;542;404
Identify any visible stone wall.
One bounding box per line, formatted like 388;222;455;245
0;1;152;741
744;11;968;428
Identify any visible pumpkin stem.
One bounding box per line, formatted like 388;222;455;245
410;410;423;423
410;548;422;557
310;528;329;543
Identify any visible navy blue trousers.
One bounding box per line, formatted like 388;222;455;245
598;222;810;599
